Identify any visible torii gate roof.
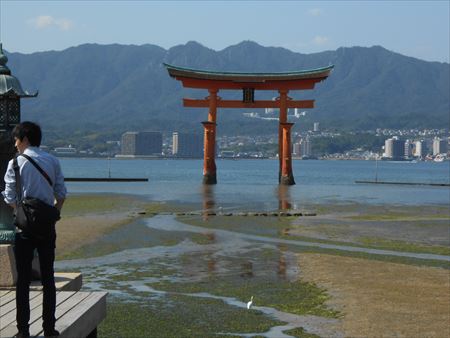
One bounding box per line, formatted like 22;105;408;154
164;63;334;90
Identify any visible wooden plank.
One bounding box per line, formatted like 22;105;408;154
0;272;83;293
0;290;11;297
0;292;73;338
57;292;107;338
28;292;80;337
1;291;107;338
183;98;314;109
0;292;42;328
29;273;83;292
0;291;14;307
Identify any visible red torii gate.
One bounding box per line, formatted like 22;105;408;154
165;63;333;185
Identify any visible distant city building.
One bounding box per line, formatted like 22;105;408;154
383;137;403;160
432;137;448;156
313;122;320;132
292;142;301;156
404;139;413;159
121;131;162;156
293;137;311;158
172;132;203;158
413;140;427;158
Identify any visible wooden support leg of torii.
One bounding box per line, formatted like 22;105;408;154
278;89;295;185
202;89;218;185
280;122;295;185
202;121;217;184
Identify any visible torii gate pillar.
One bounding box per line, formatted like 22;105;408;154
202;121;217;184
277;89;295;185
202;89;218;184
280;122;295;185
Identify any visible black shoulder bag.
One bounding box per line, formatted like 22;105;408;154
13;154;61;241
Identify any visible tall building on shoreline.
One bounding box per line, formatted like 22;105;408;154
383;136;404;160
172;132;203;158
293;136;311;158
404;139;413;159
121;131;162;156
414;140;427;158
432;137;448;156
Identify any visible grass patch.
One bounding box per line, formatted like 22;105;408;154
99;297;285;338
62;194;140;216
149;276;339;319
283;327;321;338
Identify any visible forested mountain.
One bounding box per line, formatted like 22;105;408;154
6;41;449;140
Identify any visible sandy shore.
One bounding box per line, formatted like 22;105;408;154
54;194;154;259
299;253;450;338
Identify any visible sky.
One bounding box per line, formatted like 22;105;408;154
0;0;449;63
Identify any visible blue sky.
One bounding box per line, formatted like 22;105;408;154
1;1;449;63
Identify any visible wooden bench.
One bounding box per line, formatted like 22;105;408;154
0;273;83;293
0;290;107;338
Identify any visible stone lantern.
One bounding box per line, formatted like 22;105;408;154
0;43;37;244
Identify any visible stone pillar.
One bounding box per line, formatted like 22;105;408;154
202;121;217;184
0;244;17;286
280;122;295;185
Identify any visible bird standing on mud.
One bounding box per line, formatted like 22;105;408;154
247;296;254;309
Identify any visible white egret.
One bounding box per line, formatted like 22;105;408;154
247;296;254;309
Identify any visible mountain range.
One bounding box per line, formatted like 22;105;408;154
5;41;449;139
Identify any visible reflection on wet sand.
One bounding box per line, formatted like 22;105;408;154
278;244;288;279
277;185;292;210
200;183;294;215
201;184;215;220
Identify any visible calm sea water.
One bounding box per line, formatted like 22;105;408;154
60;158;450;208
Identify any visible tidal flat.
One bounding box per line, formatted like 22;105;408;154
55;194;450;337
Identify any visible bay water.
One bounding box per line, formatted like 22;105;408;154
60;158;450;209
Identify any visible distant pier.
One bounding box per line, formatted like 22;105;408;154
355;180;449;187
65;178;148;182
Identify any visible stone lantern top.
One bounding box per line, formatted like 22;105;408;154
0;43;37;98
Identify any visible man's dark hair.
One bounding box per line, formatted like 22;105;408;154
12;121;42;147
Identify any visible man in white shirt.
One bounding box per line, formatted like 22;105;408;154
2;121;66;338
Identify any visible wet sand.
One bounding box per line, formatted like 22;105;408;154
299;253;450;338
55;194;155;259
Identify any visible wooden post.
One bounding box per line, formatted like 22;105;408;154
202;121;217;184
280;122;295;185
278;89;288;183
202;89;218;184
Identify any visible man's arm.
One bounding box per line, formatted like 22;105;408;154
54;198;65;212
2;160;17;208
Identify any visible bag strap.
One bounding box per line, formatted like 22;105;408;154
12;156;23;203
19;154;53;187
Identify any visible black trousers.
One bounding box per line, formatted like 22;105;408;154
14;232;56;333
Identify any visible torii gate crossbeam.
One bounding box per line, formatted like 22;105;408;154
165;63;334;185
